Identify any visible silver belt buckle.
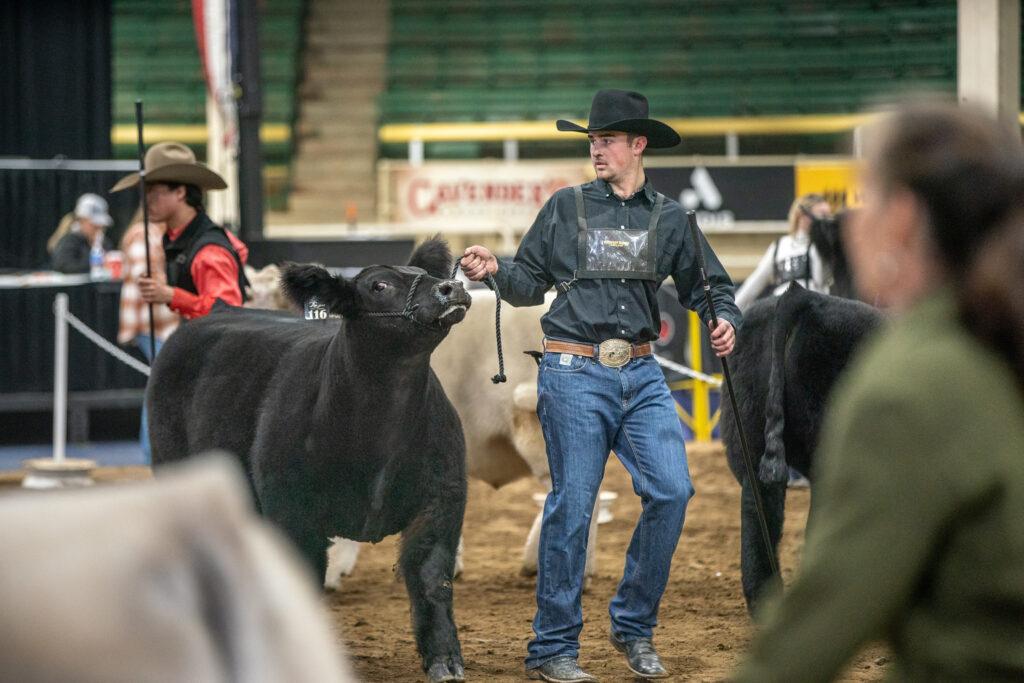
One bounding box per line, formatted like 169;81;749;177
598;338;631;368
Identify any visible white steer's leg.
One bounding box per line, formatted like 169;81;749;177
521;506;543;576
453;536;464;579
584;496;599;581
324;536;361;590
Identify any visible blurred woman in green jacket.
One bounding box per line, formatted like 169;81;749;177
733;102;1024;681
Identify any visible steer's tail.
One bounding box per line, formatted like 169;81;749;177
759;283;809;484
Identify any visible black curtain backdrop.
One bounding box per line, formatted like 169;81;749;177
0;167;138;271
0;282;146;394
0;0;112;158
0;0;116;270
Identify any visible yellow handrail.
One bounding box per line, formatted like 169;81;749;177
109;111;1024;147
378;113;882;143
110;123;291;145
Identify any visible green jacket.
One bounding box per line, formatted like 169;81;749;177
734;289;1024;682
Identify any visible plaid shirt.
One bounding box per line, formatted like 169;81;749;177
118;222;179;344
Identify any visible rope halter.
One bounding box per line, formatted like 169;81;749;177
363;272;428;324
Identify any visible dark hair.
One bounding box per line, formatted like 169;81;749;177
873;103;1024;386
166;182;205;213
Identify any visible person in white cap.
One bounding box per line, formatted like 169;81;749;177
49;193;114;274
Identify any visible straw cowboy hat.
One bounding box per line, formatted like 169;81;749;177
556;89;681;149
111;142;227;192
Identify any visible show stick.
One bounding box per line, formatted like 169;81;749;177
687;210;779;578
135;100;156;361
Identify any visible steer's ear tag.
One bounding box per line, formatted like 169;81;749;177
304;296;330;320
559;353;572;366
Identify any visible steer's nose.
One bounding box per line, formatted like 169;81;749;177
433;279;464;302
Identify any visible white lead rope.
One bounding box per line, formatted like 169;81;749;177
63;309;152;377
652;353;722;387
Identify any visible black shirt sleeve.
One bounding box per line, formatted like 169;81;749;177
491;195;557;306
50;233;91;274
671;223;742;330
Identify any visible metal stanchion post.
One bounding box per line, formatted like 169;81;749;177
52;293;68;464
21;293;96;489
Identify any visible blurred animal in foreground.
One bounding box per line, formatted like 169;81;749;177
0;455;353;683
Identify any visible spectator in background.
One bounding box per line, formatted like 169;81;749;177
733;193;833;311
118;209;178;462
49;193;114;274
110;142;248;319
733;103;1024;681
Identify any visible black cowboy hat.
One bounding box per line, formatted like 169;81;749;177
556;89;681;149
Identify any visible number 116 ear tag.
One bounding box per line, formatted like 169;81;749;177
304;296;332;320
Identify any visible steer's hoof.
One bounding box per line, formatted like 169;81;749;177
426;660;465;682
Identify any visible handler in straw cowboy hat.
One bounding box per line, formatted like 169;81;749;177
111;142;249;320
460;89;740;681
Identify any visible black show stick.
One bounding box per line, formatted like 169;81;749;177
135;100;156;361
686;210;779;578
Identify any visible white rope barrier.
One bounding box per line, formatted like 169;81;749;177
63;308;151;377
45;293;150;472
652;353;723;387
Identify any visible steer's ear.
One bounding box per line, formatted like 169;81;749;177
407;235;453;280
280;263;359;317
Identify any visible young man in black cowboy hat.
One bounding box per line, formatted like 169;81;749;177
461;89;740;682
111;142;248;320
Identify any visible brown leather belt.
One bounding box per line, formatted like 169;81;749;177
544;338;652;368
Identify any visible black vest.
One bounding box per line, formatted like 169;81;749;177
771;237;812;286
163;212;249;301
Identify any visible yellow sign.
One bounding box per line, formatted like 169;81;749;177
795;161;862;209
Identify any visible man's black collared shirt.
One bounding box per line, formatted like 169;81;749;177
491;178;741;344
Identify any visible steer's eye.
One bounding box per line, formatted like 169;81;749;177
372;281;390;293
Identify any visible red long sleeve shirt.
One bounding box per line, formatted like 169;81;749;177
166;226;249;319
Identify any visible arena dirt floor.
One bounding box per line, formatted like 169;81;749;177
329;441;888;682
1;442;887;681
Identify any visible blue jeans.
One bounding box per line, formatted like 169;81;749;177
135;335;162;464
525;350;695;668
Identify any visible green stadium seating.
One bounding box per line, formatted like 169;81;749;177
112;0;305;210
381;2;961;126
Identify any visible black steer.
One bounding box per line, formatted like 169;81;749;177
149;238;471;682
720;283;882;613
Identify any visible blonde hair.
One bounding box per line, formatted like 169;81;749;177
786;193;827;235
46;212;76;254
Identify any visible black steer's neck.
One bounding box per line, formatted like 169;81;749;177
322;321;436;404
